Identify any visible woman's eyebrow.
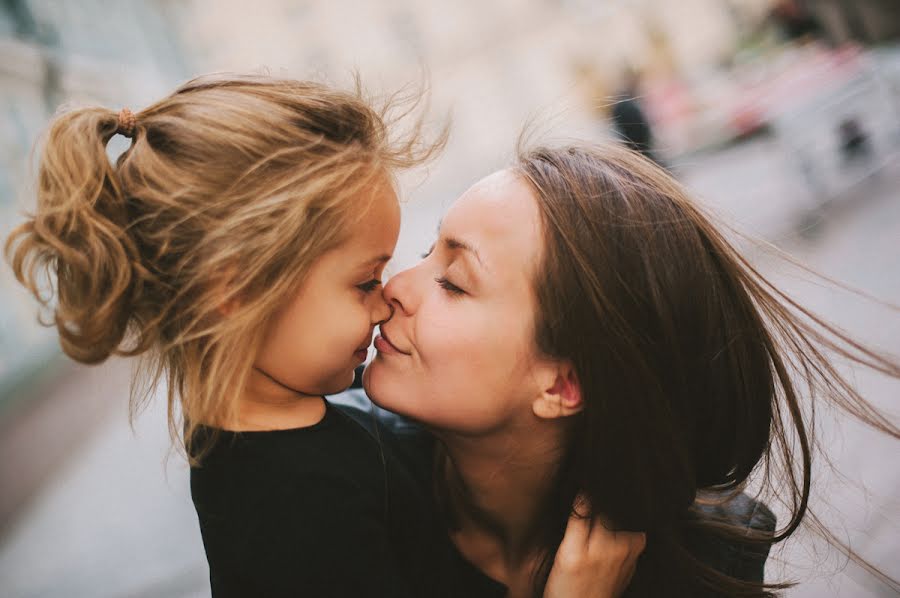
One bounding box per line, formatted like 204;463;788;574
443;237;484;269
435;222;485;270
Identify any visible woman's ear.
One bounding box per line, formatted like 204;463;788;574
532;363;583;419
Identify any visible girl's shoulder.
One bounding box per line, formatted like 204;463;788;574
329;388;435;476
191;398;393;494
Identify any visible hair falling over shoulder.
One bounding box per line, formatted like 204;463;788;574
5;73;446;464
512;142;899;597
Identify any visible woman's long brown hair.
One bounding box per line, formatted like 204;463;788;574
513;143;899;597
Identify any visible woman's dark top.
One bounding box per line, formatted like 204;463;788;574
190;398;437;598
339;390;778;598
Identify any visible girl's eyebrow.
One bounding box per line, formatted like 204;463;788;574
358;254;392;269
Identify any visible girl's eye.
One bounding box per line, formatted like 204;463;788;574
435;276;465;296
357;279;381;294
421;244;435;259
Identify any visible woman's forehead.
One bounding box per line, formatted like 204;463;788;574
441;170;542;274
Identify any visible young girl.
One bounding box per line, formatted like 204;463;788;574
5;73;423;596
5;75;643;598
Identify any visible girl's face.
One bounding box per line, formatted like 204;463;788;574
364;170;551;434
255;176;400;396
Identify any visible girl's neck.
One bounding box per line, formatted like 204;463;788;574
229;366;326;431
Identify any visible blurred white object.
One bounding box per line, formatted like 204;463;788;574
769;45;900;203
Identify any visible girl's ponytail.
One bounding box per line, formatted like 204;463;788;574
6;106;143;364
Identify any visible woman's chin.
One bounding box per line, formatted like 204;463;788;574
361;360;380;397
362;360;399;409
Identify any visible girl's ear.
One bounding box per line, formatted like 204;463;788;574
219;297;239;317
532;363;583;419
214;267;242;317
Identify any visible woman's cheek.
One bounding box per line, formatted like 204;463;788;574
416;300;470;360
422;308;497;379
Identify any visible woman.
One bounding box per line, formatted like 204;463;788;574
360;142;899;597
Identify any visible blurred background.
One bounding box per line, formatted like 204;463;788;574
1;0;899;596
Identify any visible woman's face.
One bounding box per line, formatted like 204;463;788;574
364;170;551;434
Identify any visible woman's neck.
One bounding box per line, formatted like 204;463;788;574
437;420;567;571
229;366;326;431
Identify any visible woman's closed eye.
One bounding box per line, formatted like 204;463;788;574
435;276;465;296
357;279;382;293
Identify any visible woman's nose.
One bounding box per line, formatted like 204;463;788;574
383;267;414;316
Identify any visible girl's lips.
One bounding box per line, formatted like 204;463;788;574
374;330;409;355
354;335;373;362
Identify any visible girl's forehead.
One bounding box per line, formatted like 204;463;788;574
341;184;401;264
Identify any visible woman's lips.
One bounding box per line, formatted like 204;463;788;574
374;329;409;356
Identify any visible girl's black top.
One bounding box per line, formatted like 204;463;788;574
190;399;437;598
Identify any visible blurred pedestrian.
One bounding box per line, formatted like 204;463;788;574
770;0;825;43
610;69;663;166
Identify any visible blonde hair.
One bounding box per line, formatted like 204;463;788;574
5;74;443;461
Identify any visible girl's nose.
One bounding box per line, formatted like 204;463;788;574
372;292;393;326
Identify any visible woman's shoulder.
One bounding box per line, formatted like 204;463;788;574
693;492;776;533
686;492;776;584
